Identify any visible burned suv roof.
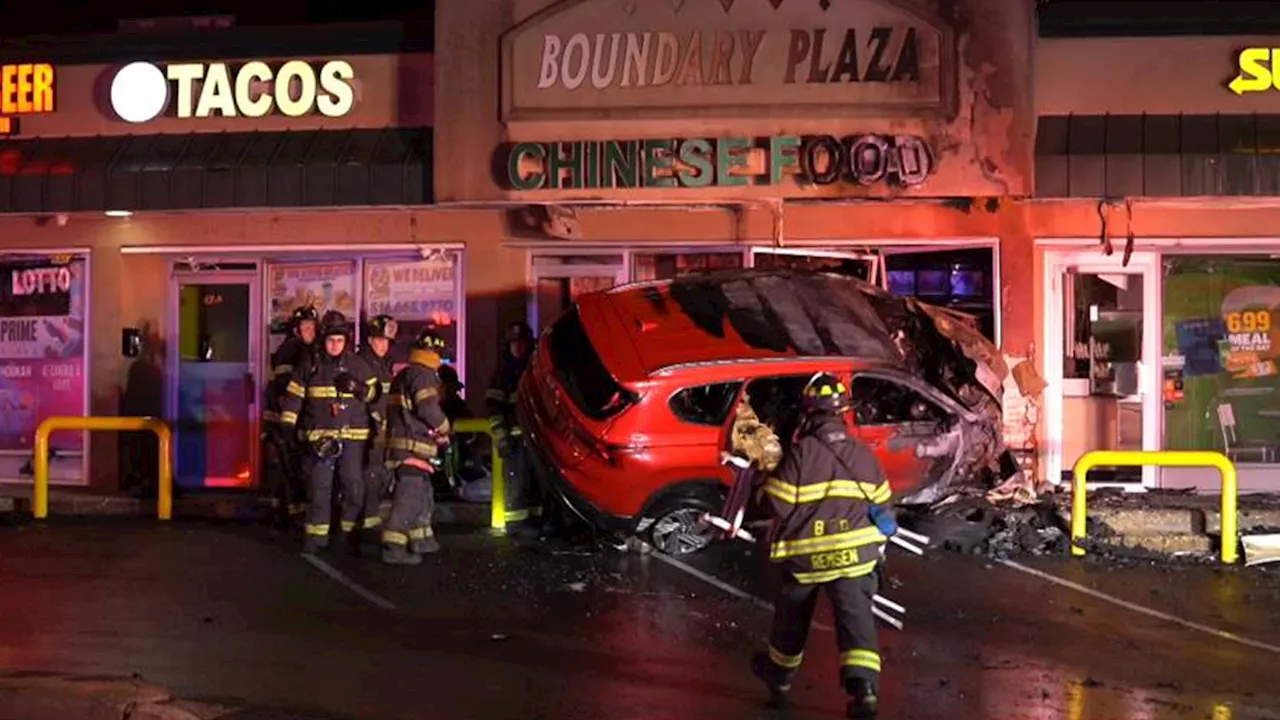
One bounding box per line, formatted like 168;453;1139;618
603;269;1002;407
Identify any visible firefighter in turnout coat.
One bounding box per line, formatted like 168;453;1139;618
380;328;452;565
751;373;894;720
485;321;539;534
355;314;398;524
263;305;318;521
279;313;379;554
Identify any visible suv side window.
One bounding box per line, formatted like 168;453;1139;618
745;374;812;440
669;382;743;426
850;375;948;425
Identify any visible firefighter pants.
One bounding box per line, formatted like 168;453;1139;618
502;434;542;525
364;444;390;522
762;571;881;690
264;426;306;516
382;466;435;552
304;439;372;543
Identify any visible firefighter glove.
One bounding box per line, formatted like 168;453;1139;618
868;504;899;537
334;372;358;395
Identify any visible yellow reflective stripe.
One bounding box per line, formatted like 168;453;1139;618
381;381;392;394
485;388;507;401
340;520;356;532
279;411;299;425
364;516;383;529
768;646;803;669
307;386;338;398
506;509;530;523
304;523;329;537
763;478;891;505
302;428;371;441
769;526;885;559
382;530;409;545
510;426;523;436
792;560;878;584
262;410;281;422
414;386;439;403
437;418;452;435
286;381;305;398
840;649;882;672
365;377;378;386
408;526;434;539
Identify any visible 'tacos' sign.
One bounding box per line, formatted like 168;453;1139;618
500;0;954;121
502;134;935;190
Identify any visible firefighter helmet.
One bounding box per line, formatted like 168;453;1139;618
289;305;319;329
412;327;448;352
366;314;398;340
801;373;851;414
320;309;350;338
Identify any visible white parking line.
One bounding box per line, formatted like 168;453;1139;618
649;552;836;632
998;559;1280;656
301;554;398;611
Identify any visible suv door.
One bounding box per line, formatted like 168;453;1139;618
846;371;963;498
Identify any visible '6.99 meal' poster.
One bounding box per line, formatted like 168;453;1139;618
0;255;87;455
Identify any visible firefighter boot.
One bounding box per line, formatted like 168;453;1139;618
845;678;879;719
750;653;791;707
381;544;423;566
409;533;441;554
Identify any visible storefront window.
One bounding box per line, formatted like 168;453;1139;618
265;260;358;358
0;254;88;483
1163;256;1280;462
632;251;743;282
363;252;463;372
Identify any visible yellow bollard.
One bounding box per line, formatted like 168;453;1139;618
450;417;506;531
1070;450;1239;564
33;416;174;521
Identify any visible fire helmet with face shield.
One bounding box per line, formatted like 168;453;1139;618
801;372;851;415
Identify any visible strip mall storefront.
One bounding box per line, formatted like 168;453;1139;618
436;0;1039;465
1035;35;1280;493
0;26;459;491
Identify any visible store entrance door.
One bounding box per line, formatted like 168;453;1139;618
1044;250;1161;490
168;272;261;489
529;261;627;333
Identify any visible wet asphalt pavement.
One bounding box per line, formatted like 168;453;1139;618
0;517;1278;720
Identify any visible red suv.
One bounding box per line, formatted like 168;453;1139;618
517;271;1006;555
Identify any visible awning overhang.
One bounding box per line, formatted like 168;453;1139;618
1036;114;1280;198
0;127;432;213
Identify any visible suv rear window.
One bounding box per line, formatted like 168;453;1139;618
548;307;635;421
670;382;742;426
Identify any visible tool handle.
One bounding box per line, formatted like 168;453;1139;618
897;527;931;545
704;514;756;542
872;594;906;615
889;535;924;555
873;606;904;630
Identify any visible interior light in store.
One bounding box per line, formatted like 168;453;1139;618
104;210;133;217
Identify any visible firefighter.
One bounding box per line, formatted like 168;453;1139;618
484;321;540;536
263;305;318;522
355;314;398;526
381;328;452;565
278;312;378;554
750;373;895;720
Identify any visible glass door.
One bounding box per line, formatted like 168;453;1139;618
529;255;627;333
748;248;883;287
169;272;261;489
1043;250;1161;489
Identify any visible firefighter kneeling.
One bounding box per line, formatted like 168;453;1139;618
380;328;452;566
278;313;379;554
751;373;896;720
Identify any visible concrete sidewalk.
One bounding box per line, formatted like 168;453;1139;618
0;671;328;720
0;484;493;527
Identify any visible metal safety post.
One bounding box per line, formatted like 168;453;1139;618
1070;450;1239;564
33;416;174;521
450;418;506;531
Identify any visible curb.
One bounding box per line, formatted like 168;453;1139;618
0;672;243;720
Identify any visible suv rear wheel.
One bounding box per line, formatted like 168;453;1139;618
644;489;723;556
